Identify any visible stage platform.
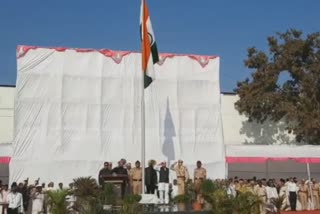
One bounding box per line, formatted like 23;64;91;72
143;205;210;213
109;204;211;213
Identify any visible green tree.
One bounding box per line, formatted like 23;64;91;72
235;29;320;144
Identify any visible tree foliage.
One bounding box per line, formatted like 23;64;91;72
235;29;320;144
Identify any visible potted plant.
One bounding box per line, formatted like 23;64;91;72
268;195;288;214
72;176;101;213
193;200;202;211
46;189;72;214
200;179;219;210
186;180;202;211
101;183;116;210
120;194;142;214
206;188;234;214
173;194;191;211
232;191;261;214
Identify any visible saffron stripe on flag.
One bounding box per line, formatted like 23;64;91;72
140;0;159;88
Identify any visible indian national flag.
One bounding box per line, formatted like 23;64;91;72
140;0;159;88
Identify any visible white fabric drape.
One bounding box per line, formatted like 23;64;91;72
10;47;225;184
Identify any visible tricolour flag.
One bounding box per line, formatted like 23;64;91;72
140;0;159;88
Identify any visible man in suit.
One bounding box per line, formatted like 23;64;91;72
145;160;157;194
98;162;112;186
112;159;128;198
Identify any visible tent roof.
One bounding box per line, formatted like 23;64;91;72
0;143;12;164
17;45;218;68
226;144;320;163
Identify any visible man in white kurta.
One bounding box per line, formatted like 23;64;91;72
156;162;170;204
31;185;44;214
0;184;9;214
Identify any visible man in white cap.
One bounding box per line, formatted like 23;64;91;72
31;184;44;214
170;159;189;195
156;161;170;204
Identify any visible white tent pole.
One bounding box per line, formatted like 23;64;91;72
266;159;269;180
307;162;311;182
306;162;313;207
225;158;229;179
219;95;227;179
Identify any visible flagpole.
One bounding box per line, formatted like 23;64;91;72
141;79;146;193
140;0;159;194
140;0;146;194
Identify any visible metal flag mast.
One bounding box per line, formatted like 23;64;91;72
140;0;159;193
140;0;146;193
141;76;146;192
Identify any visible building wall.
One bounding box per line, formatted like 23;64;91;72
0;86;14;144
0;86;14;184
221;93;296;145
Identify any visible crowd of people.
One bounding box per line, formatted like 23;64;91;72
98;158;206;203
1;158;320;214
99;158;320;212
0;178;68;214
0;158;205;214
225;176;320;213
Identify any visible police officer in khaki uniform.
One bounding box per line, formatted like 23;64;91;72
312;180;320;209
170;159;189;195
298;180;308;211
130;161;142;195
194;160;206;203
254;180;267;214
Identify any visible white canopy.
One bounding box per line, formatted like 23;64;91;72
10;45;226;184
0;143;12;164
226;145;320;163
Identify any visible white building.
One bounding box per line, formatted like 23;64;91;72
0;85;14;184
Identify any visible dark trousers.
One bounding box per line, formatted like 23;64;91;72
121;183;126;199
289;191;297;211
8;208;19;214
146;185;156;194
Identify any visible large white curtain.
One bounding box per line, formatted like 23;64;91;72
10;47;225;184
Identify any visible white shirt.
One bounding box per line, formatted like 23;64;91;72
7;192;23;213
0;190;8;203
227;183;237;197
47;187;55;191
279;186;287;197
287;182;297;192
171;185;178;199
266;186;278;199
66;194;76;210
32;192;44;213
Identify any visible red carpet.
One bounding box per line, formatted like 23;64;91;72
282;211;320;214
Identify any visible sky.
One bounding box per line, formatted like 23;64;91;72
0;0;319;92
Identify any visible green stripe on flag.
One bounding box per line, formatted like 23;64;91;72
144;73;153;88
151;42;159;63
